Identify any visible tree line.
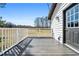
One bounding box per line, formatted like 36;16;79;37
0;17;33;28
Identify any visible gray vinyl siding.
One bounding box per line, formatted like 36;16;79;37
51;3;72;43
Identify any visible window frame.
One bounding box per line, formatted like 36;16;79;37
65;3;79;28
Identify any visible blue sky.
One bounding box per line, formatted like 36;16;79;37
0;3;49;26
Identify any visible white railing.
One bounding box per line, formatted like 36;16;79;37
0;28;52;54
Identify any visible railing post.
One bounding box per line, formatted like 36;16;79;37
17;28;19;43
38;28;40;37
11;28;13;45
9;28;11;47
10;29;12;47
27;28;28;37
8;28;10;48
1;28;3;52
5;29;6;49
51;28;53;37
10;28;12;46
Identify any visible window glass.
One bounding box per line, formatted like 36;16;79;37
75;5;79;12
71;22;74;27
68;22;71;27
66;4;79;27
67;17;70;21
67;11;70;16
75;21;78;27
71;15;74;21
71;8;74;15
75;13;79;21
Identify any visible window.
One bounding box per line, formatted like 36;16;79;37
68;17;70;21
71;15;74;21
71;8;74;14
66;4;79;27
75;13;79;20
68;22;70;27
67;11;70;16
71;22;74;27
75;21;78;27
75;5;79;12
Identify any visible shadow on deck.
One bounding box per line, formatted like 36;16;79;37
0;37;33;56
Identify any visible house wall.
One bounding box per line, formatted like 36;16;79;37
51;3;72;44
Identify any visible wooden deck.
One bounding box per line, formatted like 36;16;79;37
1;37;79;56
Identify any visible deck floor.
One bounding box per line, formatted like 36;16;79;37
22;38;79;56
